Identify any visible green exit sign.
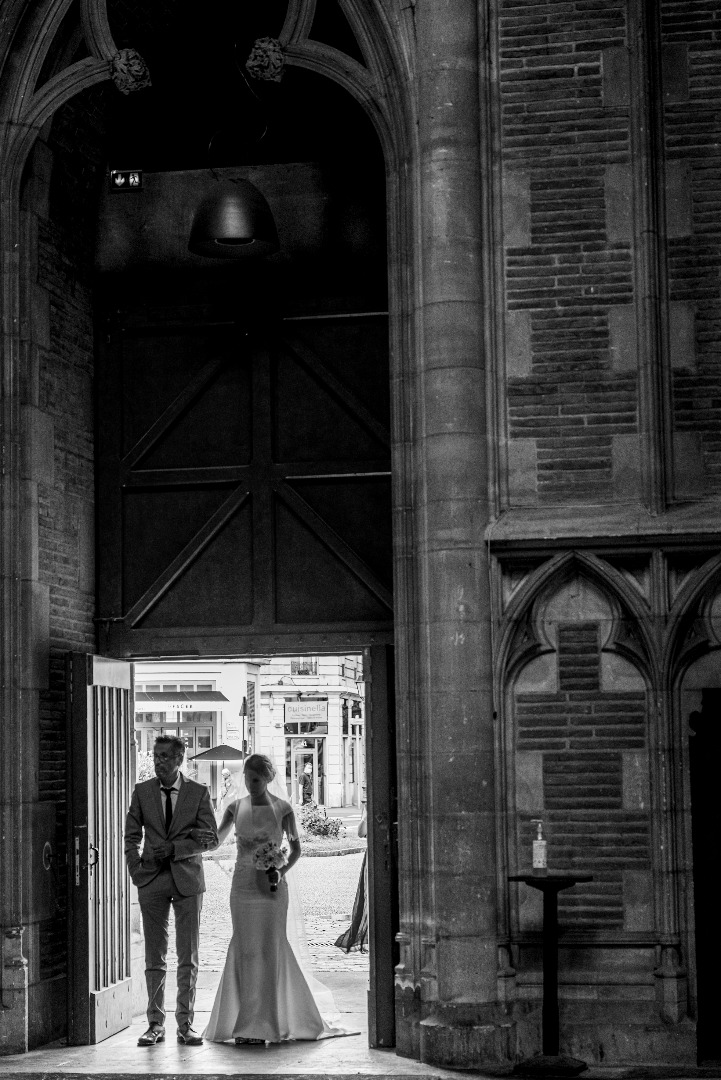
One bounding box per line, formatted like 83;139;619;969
109;170;143;191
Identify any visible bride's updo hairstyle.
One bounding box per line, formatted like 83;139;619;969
243;753;276;781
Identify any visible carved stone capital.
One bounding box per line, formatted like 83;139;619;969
110;49;152;95
245;37;285;83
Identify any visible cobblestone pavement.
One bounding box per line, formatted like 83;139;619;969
199;852;369;975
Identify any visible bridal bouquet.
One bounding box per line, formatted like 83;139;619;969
252;840;287;892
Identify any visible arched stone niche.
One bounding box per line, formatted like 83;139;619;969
508;572;651;937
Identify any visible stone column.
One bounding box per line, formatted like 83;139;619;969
411;0;507;1067
0;131;30;1058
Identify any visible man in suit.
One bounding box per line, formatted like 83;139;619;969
124;734;218;1047
300;760;314;804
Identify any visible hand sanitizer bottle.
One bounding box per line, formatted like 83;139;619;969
530;819;547;874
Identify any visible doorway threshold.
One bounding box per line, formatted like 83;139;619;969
0;1011;456;1077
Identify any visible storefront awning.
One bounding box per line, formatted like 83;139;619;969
135;691;230;710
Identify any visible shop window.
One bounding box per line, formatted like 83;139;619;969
291;659;318;676
283;720;330;734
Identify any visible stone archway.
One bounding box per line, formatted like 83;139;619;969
1;0;496;1063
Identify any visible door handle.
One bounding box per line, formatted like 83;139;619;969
76;840;99;877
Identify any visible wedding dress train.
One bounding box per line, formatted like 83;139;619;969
204;795;356;1044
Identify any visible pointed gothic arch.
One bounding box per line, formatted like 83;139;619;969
493;549;666;999
496;550;657;692
664;551;721;688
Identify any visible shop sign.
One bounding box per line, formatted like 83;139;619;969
285;701;328;722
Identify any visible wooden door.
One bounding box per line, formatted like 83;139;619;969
95;283;393;658
94;278;396;1043
366;643;399;1047
66;654;133;1044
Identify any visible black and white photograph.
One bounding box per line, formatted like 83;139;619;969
0;3;719;1079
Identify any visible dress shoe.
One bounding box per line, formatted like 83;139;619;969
137;1023;165;1046
177;1022;203;1045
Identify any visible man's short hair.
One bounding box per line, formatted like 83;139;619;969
154;734;185;759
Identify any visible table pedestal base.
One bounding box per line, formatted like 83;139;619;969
513;1054;588;1077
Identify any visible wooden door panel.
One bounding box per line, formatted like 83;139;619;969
140;501;254;627
122;485;238;606
273;341;389;462
139;359;252;470
120;331;239;456
287;317;390;421
67;654;133;1044
274;496;392;623
97;301;393;654
289;476;393;589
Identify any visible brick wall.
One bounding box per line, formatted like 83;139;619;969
663;2;721;494
501;2;636;505
515;622;650;926
500;1;721;504
35;87;107;979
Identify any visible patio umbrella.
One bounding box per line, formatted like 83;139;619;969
189;743;245;764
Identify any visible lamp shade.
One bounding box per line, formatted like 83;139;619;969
188;179;279;258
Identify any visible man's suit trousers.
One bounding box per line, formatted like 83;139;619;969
138;868;203;1028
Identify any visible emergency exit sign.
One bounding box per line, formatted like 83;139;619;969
109;169;143;191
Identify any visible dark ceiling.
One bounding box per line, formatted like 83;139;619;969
104;0;380;174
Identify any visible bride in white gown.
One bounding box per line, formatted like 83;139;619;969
204;753;356;1045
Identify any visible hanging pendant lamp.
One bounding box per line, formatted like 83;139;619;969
188;178;279;258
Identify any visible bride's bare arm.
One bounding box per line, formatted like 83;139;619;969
281;836;301;877
215;803;237;844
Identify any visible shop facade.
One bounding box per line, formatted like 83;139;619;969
256;655;365;808
133;661;261;802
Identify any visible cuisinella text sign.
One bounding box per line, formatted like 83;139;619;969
284;701;328;722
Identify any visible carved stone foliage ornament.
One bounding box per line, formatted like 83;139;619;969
245;37;286;82
110;49;152;95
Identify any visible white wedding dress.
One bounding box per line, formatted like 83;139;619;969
204;794;355;1044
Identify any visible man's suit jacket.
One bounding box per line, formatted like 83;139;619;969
124;775;218;895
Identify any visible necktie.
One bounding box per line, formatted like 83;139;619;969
162;787;174;833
